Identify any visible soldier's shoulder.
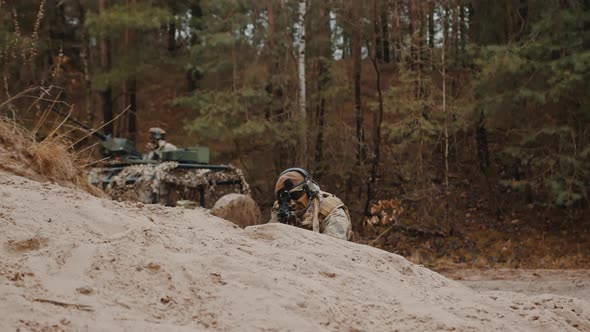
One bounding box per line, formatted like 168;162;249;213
319;194;346;218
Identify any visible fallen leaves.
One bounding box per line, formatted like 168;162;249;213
365;199;404;226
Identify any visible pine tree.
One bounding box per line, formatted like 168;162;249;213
86;1;171;136
474;1;590;206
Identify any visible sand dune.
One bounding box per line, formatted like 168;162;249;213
1;171;589;331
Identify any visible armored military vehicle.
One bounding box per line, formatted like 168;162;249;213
52;108;250;209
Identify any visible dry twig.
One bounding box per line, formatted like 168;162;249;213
33;298;94;312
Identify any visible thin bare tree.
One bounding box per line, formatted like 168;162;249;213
98;0;113;135
297;0;307;167
125;0;137;142
365;0;386;214
352;0;364;163
76;0;93;126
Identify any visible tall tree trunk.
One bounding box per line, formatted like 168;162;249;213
419;1;426;71
442;23;449;189
47;0;66;89
381;5;390;63
342;32;350;59
450;0;459;96
187;2;202;94
265;0;275;120
409;0;421;98
266;0;288;170
459;4;466;56
125;0;137;142
374;0;382;62
442;24;450;228
443;3;450;54
428;1;435;49
452;0;459;61
518;2;528;38
314;80;326;163
476;109;490;174
507;0;514;41
340;3;352;60
428;1;435;69
99;0;113;136
475;106;497;213
365;1;385;215
314;2;331;174
76;0;93;126
314;68;326;177
167;22;176;53
392;0;401;63
409;0;417;72
352;0;364;163
267;1;275;37
297;0;308;167
467;3;476;45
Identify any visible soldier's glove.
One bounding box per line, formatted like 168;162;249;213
145;142;156;151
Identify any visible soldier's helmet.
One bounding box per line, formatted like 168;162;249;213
149;127;166;142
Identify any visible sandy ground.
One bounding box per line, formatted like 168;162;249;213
444;269;590;302
1;170;590;331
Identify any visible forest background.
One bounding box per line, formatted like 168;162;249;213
1;0;589;269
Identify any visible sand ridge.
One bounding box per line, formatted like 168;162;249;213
0;171;589;331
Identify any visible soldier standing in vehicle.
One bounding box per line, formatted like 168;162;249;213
268;168;353;241
146;127;177;160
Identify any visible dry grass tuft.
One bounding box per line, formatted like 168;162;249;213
0;115;101;196
0;85;105;196
29;138;77;180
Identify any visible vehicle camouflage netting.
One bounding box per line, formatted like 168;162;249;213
88;162;250;208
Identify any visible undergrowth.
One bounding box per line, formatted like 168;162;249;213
0;88;101;196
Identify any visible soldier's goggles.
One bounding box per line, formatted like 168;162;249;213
277;189;306;201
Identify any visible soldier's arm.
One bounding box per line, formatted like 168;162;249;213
321;207;351;240
164;142;177;152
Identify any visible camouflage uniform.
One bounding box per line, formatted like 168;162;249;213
269;191;353;241
146;141;177;161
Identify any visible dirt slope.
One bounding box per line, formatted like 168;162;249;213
1;171;589;331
